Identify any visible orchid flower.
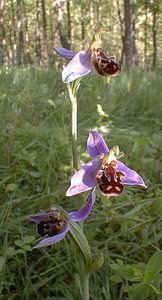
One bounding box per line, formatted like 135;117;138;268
54;30;121;83
29;189;95;248
66;131;146;197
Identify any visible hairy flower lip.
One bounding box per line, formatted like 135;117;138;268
90;47;121;77
29;189;96;248
66;131;147;197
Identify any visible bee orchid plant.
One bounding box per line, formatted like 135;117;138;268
29;29;146;300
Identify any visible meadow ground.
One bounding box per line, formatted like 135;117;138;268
0;67;162;300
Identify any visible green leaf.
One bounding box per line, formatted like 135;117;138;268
109;263;121;270
130;282;150;300
116;265;134;281
97;104;108;118
15;239;24;248
5;183;17;192
47;99;56;108
91;253;104;271
69;221;92;269
116;259;124;267
15;236;35;251
6;247;16;257
150;283;160;295
29;171;41;178
16;249;26;255
115;264;143;282
110;274;123;283
23;245;32;252
23;235;35;244
144;250;162;282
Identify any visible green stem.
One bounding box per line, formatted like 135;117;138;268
81;267;90;300
67;83;90;298
69;222;91;300
67;83;78;170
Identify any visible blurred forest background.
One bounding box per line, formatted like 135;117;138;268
0;0;162;69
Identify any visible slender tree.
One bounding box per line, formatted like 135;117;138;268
116;0;124;65
96;0;102;24
123;0;136;69
17;0;24;65
8;9;13;64
35;0;41;64
56;0;70;49
89;1;94;28
144;0;148;67
152;1;158;69
0;0;7;64
66;0;71;49
49;0;55;61
131;0;137;66
23;0;30;64
41;0;49;65
11;0;17;65
80;1;85;49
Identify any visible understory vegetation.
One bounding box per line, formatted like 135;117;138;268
0;68;162;300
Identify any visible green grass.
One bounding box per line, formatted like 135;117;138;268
0;67;162;300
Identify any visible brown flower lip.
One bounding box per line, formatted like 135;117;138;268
96;160;125;196
91;47;121;77
37;213;68;237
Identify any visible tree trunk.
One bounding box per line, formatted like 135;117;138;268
89;2;94;28
116;0;124;65
96;0;102;24
23;0;30;64
11;0;17;65
66;0;71;49
49;0;55;56
56;0;70;50
8;8;13;65
131;0;137;66
0;0;7;64
35;0;41;64
17;0;24;65
144;0;148;67
80;2;85;49
41;0;48;65
123;0;133;69
152;5;157;69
